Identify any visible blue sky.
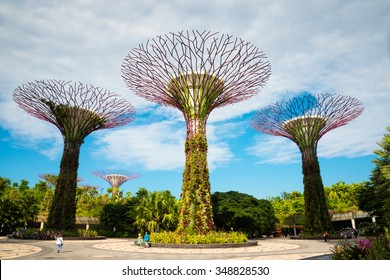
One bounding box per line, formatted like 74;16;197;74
0;0;389;199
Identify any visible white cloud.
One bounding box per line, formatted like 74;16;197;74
0;97;63;160
92;121;185;171
92;120;236;171
0;0;389;169
208;142;234;170
318;113;385;159
247;135;300;164
247;110;383;164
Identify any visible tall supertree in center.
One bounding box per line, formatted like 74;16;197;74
122;30;271;234
250;93;363;235
13;80;136;230
93;170;139;197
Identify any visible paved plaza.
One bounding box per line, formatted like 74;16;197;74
0;236;333;260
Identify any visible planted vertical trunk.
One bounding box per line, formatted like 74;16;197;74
121;31;272;235
13;80;136;232
251;93;364;237
47;141;81;230
301;147;332;236
178;120;214;234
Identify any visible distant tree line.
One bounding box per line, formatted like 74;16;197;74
0;177;276;237
271;181;370;225
1;126;389;237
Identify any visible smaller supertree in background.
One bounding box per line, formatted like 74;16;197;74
39;174;83;189
13;80;136;230
93;170;139;197
250;93;364;236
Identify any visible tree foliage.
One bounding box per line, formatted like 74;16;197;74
76;186;109;217
211;191;277;237
358;127;390;225
0;177;40;234
324;181;362;212
270;191;305;224
2;171;385;238
99;200;135;236
271;182;367;226
133;188;178;233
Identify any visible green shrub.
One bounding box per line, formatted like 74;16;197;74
150;231;248;244
77;229;98;237
61;229;98;237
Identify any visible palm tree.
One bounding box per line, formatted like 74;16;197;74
134;190;178;233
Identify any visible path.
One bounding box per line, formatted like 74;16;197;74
0;237;334;260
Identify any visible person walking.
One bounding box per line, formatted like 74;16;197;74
56;233;64;253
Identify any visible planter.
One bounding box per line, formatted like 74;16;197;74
133;240;258;248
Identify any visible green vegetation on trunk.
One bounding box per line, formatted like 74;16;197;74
44;102;107;230
178;133;214;234
301;147;332;235
47;141;81;230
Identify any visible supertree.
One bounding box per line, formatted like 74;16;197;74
121;30;271;234
39;173;83;189
250;93;364;236
93;170;139;197
13;80;136;230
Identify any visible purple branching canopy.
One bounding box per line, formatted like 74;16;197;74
13;79;136;230
121;30;271;234
250;93;364;235
13;79;136;142
93;170;140;190
251;93;364;147
121;30;271;120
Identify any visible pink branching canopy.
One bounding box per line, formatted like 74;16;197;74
250;93;364;143
13;80;136;137
93;170;139;189
39;173;83;187
121;30;271;113
78;185;99;192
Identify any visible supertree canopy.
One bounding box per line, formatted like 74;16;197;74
13;80;136;230
251;93;364;235
39;173;83;189
93;170;139;197
122;30;271;234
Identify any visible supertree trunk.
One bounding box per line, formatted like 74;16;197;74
13;80;136;231
47;140;81;230
250;93;363;237
178;119;214;234
300;146;332;236
93;170;139;199
121;31;271;235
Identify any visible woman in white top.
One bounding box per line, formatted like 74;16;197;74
56;233;63;253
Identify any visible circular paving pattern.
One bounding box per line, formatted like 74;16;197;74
0;243;42;259
93;241;300;255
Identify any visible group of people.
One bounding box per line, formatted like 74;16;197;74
137;232;150;248
54;231;149;253
55;231;155;254
10;228;57;240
